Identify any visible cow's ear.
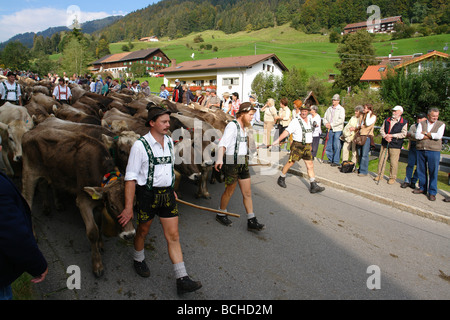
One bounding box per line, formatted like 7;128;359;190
84;186;103;200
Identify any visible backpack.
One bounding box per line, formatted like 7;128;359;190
340;161;355;173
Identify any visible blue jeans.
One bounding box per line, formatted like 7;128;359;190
357;136;371;175
416;150;440;196
325;130;342;164
404;145;418;184
0;285;12;300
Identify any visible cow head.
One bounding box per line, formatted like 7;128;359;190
84;178;135;240
0;120;27;162
101;131;140;173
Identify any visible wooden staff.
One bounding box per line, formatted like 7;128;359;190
176;199;240;218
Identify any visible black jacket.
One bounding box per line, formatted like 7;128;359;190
0;172;47;286
382;117;407;149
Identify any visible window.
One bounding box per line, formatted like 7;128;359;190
194;80;204;86
222;78;239;86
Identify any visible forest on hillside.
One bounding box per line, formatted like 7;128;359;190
99;0;449;41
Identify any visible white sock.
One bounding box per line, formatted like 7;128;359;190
310;177;315;182
133;249;145;262
174;262;188;279
281;173;286;177
247;212;255;219
217;207;227;217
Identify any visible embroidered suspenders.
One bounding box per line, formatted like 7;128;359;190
232;120;248;164
139;136;175;190
298;118;312;144
2;82;19;102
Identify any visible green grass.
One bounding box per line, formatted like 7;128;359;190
107;26;450;79
11;273;37;300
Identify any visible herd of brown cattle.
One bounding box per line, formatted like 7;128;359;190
0;77;234;277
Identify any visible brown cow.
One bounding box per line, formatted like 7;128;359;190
53;103;101;125
0;103;34;176
21;126;135;277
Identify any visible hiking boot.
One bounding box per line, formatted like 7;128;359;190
310;181;325;194
387;179;396;185
277;176;286;188
216;214;232;227
134;260;150;278
373;176;381;182
400;182;409;188
176;276;202;294
248;217;265;231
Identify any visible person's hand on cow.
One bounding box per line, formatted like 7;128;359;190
118;207;133;227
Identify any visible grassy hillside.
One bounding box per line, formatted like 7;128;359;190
107;25;449;79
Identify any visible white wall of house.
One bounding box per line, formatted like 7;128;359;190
163;57;285;101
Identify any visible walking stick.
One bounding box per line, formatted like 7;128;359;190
176;199;240;218
320;129;330;164
376;142;390;185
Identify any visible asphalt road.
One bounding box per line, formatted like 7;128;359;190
31;166;450;300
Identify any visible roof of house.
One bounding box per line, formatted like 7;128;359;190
91;48;170;65
159;53;288;74
360;65;389;81
344;16;402;30
394;50;449;69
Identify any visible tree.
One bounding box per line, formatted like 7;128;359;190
380;63;450;135
278;66;309;103
96;38;111;58
334;31;376;91
60;38;93;76
1;41;30;71
251;72;281;104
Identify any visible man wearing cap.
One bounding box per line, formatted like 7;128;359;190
272;102;325;193
323;94;345;166
214;102;265;231
52;78;72;104
413;108;445;201
401;113;427;189
172;79;183;103
118;103;202;294
374;105;408;184
0;72;22;106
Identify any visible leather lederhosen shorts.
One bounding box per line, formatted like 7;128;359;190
222;155;250;186
289;141;313;162
135;185;178;223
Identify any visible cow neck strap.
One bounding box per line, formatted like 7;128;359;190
139;136;175;190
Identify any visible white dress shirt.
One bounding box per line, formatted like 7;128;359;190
218;121;248;156
125;132;174;187
286;117;313;144
415;120;445;140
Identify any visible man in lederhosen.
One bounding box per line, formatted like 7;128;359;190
0;71;22;106
214;102;265;231
118;104;202;294
272;102;325;194
52;78;72;104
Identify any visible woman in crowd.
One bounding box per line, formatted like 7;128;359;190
341;105;364;164
308;105;322;159
193;90;204;104
230;92;240;117
260;98;278;148
277;98;292;151
292;100;301;119
357;104;377;176
222;92;232;114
